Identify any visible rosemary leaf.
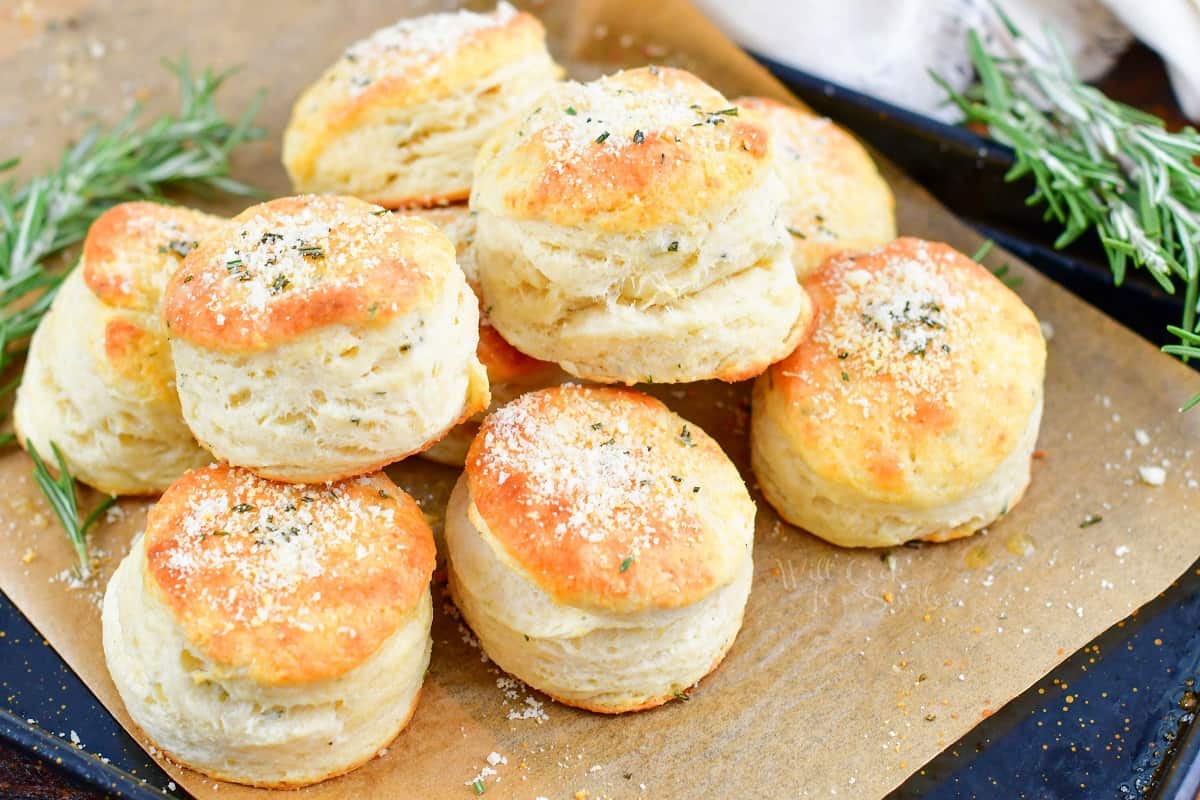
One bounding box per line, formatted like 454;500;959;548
26;440;116;579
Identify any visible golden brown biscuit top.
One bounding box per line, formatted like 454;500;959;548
767;238;1046;506
337;2;526;94
736;97;894;261
143;464;435;686
162;195;452;352
82;201;225;313
284;4;554;186
466;386;753;613
472;67;772;230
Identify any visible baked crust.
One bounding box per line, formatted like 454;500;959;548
143;464;436;685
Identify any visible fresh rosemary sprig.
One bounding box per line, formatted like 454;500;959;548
27;440;116;580
936;19;1200;407
0;56;264;395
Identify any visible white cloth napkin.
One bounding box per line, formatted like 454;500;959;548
1102;0;1200;120
694;0;1200;122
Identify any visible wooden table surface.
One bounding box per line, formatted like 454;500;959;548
0;6;1191;798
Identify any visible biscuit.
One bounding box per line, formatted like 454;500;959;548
102;464;436;788
751;238;1046;548
445;385;755;712
283;3;562;208
470;66;813;384
162;195;489;482
409;204;566;466
737;97;895;279
14;202;221;494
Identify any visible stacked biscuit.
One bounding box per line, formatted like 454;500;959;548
12;3;1045;789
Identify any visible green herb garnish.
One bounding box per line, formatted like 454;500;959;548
471;778;485;795
162;239;198;259
1079;514;1103;528
677;425;695;447
271;274;291;294
620;556;633;573
565;106;577;116
27;440;116;579
232;503;255;513
667;241;679;252
595;131;610;144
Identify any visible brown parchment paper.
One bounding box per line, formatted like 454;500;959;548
2;1;1200;798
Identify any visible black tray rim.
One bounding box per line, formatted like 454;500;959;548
0;703;172;799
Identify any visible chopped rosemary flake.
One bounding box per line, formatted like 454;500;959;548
232;503;255;513
670;475;683;482
620;556;633;573
600;437;616;446
297;245;324;259
633;129;645;144
182;274;194;283
1079;514;1103;528
786;227;806;239
565;106;577;115
591;422;603;430
841;371;850;382
674;689;691;702
162;239;198;258
692;486;701;493
595;131;610;144
371;208;389;215
270;273;291;294
667;241;679;252
677;425;695;447
472;779;485;795
226;258;243;267
211;529;230;536
711;107;739;116
378;489;390;499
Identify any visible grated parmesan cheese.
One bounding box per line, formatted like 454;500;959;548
341;3;519;97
